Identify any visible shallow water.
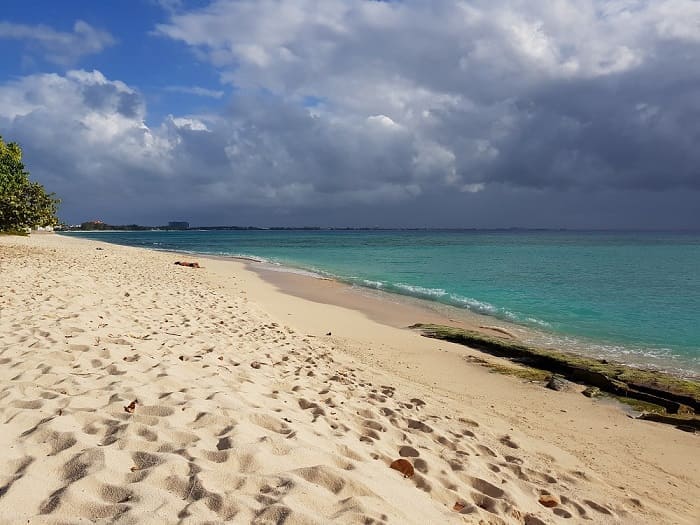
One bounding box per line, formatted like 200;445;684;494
63;230;700;375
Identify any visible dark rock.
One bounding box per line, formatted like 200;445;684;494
637;412;700;431
582;386;601;398
546;375;571;392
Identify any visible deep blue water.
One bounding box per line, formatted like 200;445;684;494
62;230;700;375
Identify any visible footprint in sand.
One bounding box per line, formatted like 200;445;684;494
413;458;429;474
46;430;78;456
584;499;613;515
398;446;419;457
98;484;133;504
499;435;519;449
470;477;506;499
475;444;498;458
406;419;432;433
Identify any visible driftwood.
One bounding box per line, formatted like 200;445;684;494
174;261;200;268
637;413;699;432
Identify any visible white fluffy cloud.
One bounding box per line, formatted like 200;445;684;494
155;0;700;93
0;20;115;65
0;69;459;219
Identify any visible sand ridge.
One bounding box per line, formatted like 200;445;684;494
0;234;697;524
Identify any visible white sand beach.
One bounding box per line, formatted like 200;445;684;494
0;233;698;524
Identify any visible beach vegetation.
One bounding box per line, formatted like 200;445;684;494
0;136;60;232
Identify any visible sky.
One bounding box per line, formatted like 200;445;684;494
0;0;699;228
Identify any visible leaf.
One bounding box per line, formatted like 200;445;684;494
538;495;559;508
389;458;414;478
453;501;466;512
124;399;138;413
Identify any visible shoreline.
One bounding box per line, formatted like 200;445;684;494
244;257;700;379
56;232;700;406
4;233;698;523
240;259;699;425
140;248;537;341
113;241;699;419
59;231;699;379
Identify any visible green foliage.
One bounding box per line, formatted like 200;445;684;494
0;229;29;236
0;136;60;232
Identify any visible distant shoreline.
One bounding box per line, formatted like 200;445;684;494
61;227;700;233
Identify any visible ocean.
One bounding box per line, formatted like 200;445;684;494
62;230;700;377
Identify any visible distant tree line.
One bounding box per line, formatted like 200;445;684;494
75;222;153;231
65;224;330;231
0;136;59;233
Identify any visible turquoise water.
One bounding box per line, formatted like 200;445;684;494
63;230;700;375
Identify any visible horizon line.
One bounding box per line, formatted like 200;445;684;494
60;224;700;233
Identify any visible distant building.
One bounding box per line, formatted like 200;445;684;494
168;221;189;230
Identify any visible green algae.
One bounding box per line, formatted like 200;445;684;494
465;356;551;382
611;396;667;414
487;364;551;382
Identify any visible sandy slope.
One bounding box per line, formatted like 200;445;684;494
0;233;697;524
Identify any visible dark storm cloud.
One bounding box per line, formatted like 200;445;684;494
216;94;419;197
152;0;700;196
482;42;700;191
1;1;699;226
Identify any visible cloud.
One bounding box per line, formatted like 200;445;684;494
0;20;115;65
165;85;225;98
151;0;700;196
152;0;185;14
1;1;699;227
0;69;455;222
